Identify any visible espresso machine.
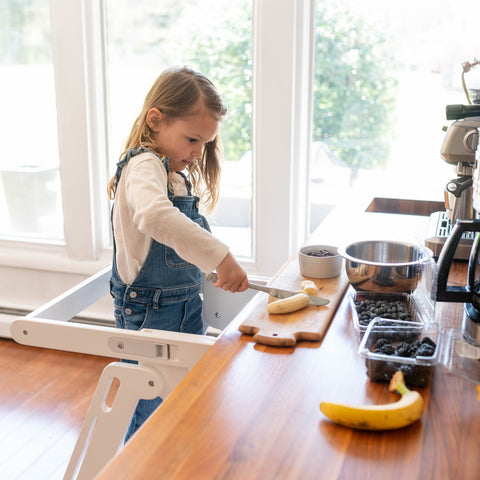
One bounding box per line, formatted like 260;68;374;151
441;105;480;222
435;104;480;382
422;61;480;383
425;105;480;259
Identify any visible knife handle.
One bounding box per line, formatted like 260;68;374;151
206;272;219;283
206;273;270;294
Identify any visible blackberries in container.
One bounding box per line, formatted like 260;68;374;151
349;290;420;338
358;319;439;388
355;298;413;327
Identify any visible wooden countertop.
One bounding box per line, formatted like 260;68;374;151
97;207;480;480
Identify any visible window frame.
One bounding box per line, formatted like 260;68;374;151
51;0;111;261
251;0;314;275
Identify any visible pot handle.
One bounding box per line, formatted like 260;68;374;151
437;219;480;302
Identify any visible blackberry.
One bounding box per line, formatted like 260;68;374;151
374;338;390;348
376;361;398;381
374;343;395;355
399;364;414;378
395;341;413;357
416;343;435;357
421;336;436;348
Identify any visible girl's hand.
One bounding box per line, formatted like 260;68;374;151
214;252;249;293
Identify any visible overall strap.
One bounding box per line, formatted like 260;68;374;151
175;170;193;196
113;147;150;194
114;147;193;198
161;158;193;197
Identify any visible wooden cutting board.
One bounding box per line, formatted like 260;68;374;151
238;258;350;347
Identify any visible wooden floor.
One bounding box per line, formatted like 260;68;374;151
0;338;115;480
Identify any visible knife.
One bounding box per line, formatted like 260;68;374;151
206;273;330;306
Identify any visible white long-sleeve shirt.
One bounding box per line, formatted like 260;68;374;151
112;151;229;284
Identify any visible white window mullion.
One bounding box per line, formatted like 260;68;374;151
82;0;111;254
50;0;109;261
253;0;314;276
291;0;315;242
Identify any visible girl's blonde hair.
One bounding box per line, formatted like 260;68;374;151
107;66;227;214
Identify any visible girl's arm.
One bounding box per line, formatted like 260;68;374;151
214;252;248;293
123;154;228;274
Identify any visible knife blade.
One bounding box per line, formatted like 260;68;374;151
206;273;330;306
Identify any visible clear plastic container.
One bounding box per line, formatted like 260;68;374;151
348;256;436;337
349;289;431;338
441;327;480;383
359;318;480;386
358;318;440;388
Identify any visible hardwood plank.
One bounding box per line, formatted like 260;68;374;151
0;339;115;480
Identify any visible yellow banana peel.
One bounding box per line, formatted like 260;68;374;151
320;371;423;431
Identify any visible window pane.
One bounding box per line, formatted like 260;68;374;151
310;0;480;232
0;0;63;241
105;0;253;258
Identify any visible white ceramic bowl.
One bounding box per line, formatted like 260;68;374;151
298;244;343;279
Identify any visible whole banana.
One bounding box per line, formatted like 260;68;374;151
319;371;423;430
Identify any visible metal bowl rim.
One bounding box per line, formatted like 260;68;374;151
338;240;433;268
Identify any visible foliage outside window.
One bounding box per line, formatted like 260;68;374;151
106;0;252;165
313;3;397;174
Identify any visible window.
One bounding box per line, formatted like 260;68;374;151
0;0;63;241
309;0;480;232
105;0;253;258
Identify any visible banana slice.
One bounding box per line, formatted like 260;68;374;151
300;280;318;296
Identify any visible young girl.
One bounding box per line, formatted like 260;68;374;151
107;66;248;441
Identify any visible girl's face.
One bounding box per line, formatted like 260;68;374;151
148;107;219;172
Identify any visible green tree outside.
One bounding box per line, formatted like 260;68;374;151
4;0;397;172
164;1;252;164
313;3;397;172
168;0;397;171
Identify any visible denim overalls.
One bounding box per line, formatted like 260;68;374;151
110;147;211;440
